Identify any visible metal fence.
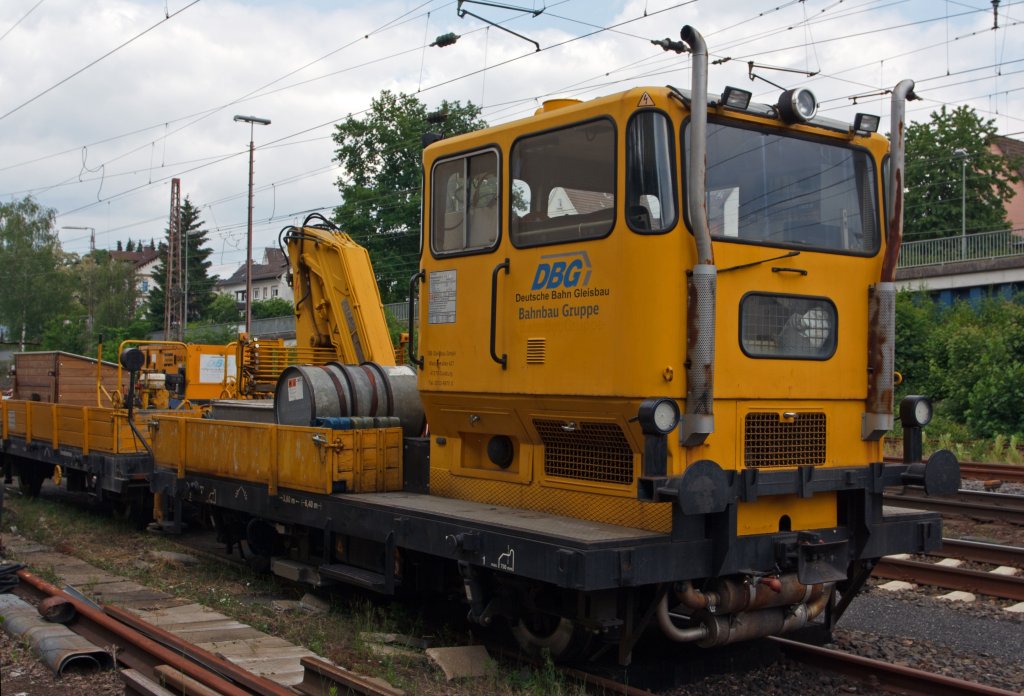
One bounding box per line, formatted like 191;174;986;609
383;301;418;325
898;228;1024;269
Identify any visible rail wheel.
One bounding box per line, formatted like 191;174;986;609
113;492;153;529
17;470;44;498
511;613;593;661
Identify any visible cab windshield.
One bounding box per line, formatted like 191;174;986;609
687;121;880;254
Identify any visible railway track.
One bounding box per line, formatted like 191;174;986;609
772;637;1021;696
11;568;397;696
883;487;1024;525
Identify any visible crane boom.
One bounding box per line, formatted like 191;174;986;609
282;214;396;366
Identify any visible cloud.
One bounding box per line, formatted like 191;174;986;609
0;0;1020;270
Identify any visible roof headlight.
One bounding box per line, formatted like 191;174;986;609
853;113;880;133
777;87;817;123
721;86;752;110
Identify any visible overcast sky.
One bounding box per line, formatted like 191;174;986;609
1;0;1020;277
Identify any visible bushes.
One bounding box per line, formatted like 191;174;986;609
897;292;1024;440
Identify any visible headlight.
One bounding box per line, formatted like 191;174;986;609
899;395;933;428
777;88;817;123
638;398;680;435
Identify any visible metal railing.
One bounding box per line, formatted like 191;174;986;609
383;301;418;324
898;228;1024;269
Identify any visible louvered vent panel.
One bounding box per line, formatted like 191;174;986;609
526;338;546;365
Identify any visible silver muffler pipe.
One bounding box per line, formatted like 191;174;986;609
678;25;717;448
863;79;917;440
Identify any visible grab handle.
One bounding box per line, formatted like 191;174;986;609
408;270;425;369
490;258;510;369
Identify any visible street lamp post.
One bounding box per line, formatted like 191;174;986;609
233;114;271;334
60;225;96;253
954;148;968;260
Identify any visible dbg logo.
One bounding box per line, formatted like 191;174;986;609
531;251;592;290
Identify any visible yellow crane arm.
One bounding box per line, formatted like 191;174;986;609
283;216;396;366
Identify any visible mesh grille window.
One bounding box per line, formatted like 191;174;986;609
534;419;635;484
745;412;826;468
741;293;837;359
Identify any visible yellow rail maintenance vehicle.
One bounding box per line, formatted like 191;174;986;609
5;25;960;664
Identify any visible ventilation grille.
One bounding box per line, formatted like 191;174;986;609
744;412;826;468
526;338;546;365
534;419;634;484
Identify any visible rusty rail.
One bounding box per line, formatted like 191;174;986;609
884;488;1024;525
959;462;1024;484
933;538;1024;567
873;557;1024;600
772;636;1021;696
884;456;1024;484
16;569;250;695
296;656;404;696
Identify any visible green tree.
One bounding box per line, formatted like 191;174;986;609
205;293;241;324
903;105;1020;241
251;297;293;319
0;197;71;348
332;90;486;302
77;250;139;331
40;251;143;356
146;197;215;328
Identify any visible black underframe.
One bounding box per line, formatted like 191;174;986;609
1;438;152;496
144;445;940;592
2;433;941;592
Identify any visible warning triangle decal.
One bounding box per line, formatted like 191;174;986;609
637;92;655;107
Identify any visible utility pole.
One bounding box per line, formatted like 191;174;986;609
233;114;271;335
954;149;967;261
164;178;185;341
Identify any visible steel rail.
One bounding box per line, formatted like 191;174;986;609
959;462;1024;484
296;656;406;696
771;636;1021;696
934;538;1024;567
883;456;1024;484
873;557;1024;600
883;488;1024;525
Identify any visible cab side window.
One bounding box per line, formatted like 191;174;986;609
510;119;615;248
626;111;677;233
431;150;499;255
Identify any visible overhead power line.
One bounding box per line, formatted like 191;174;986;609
0;0;201;122
0;0;45;44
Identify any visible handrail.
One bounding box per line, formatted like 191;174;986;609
490;259;510;369
898;228;1024;269
408;270;425;369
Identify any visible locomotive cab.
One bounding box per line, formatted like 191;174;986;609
414;26;958;655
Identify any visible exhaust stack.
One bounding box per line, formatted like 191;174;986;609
678;25;717;448
863;80;917;440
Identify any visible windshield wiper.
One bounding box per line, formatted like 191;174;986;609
719;250;800;273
